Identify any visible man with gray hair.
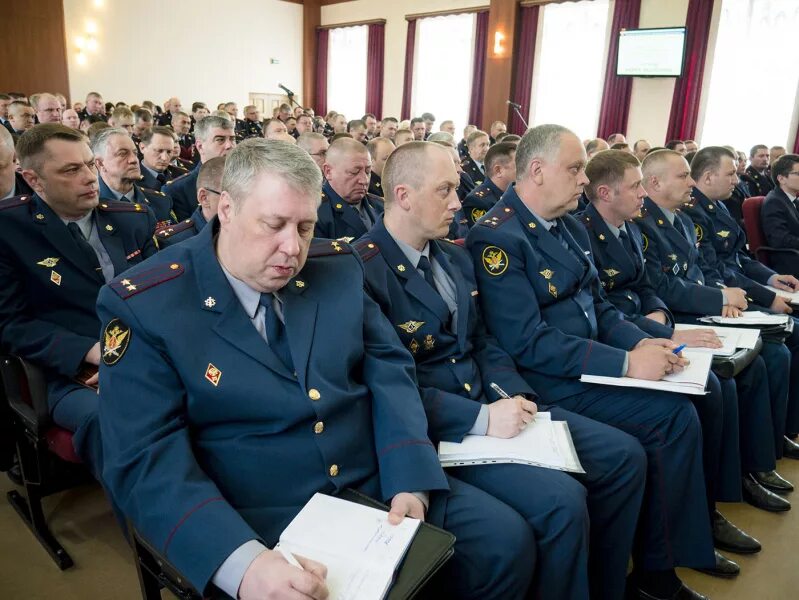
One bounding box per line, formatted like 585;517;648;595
0;126;32;199
297;132;329;170
93;127;176;228
164;115;236;220
315;137;383;241
156;96;183;127
97;137;535;600
467;123;716;600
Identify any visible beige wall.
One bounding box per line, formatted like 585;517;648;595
321;0;487;120
63;0;303;110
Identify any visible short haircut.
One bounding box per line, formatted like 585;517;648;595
296;132;327;154
633;139;649;152
426;132;455;146
466;130;489;147
585;138;606;155
347;119;365;132
584;150;640;201
331;132;353;142
243;104;256;113
641;149;682;179
516;124;572;179
382;141;442;203
173;110;190;119
296;114;312;125
366;136;394;158
0;125;14;151
690;146;736;180
0;94;10;101
8;101;31;115
110;106;133;121
278;103;291;112
211;110;233;121
140;125;177;144
327;137;369;165
771;154;799;186
87;121;111;141
191;102;207;112
16;123;87;171
221;138;322;211
420;112;435;121
610;143;631;151
501;134;521;144
381;117;398;126
133;108;153;123
90;127;130;157
85;91;102;101
439;120;454;130
197;155;227;191
195;115;234;142
395;129;414;143
361;113;376;121
665;140;684;150
683;151;697;165
495;132;510;143
410;117;425;127
485;142;517;174
750;144;768;157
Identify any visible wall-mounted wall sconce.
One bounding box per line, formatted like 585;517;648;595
494;31;506;56
74;16;101;66
93;0;104;7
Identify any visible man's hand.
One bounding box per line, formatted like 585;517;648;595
628;341;688;380
84;342;101;365
771;275;799;291
724;287;748;310
721;305;742;318
645;311;668;325
770;295;794;314
388;492;426;525
239;549;329;600
672;328;722;349
487;396;538;439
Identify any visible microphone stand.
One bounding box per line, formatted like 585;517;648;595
510;104;528;130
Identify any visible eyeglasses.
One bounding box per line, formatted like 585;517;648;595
787;172;799;177
310;151;327;158
204;188;221;195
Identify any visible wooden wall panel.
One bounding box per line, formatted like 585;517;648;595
0;1;70;100
303;0;322;109
481;0;519;131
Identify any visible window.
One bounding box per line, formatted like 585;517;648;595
327;25;368;120
412;13;476;133
530;0;611;138
700;0;799;152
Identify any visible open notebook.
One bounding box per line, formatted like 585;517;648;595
275;493;420;600
673;324;760;355
580;349;712;395
699;310;789;326
438;412;584;473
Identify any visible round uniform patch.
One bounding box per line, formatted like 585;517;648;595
641;233;649;252
102;318;131;366
471;208;486;222
481;246;509;276
694;223;703;242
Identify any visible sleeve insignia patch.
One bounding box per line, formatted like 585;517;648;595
102;318;131;366
471;208;486;222
694;224;703;241
641;234;649;252
398;320;425;334
482;246;509;276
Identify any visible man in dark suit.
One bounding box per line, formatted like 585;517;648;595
761;154;799;276
314;138;383;242
0;124;157;476
467;124;714;600
462;142;516;228
97;139;536;600
356;141;646;600
741;144;774;196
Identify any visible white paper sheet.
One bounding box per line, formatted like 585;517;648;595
699;310;789;326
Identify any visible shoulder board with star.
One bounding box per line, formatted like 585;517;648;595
476;206;515;229
155;219;194;238
320;191;330;203
0;194;31;211
140;186;167;198
353;239;381;261
634;207;649;220
98;200;149;214
307;238;353;258
682;197;698;209
164;171;191;187
109;262;185;300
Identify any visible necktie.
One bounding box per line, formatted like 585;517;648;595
259;294;294;370
156;172;167;186
66;222;102;273
551;224;585;271
618;229;634;256
120;195;130;203
672;216;688;240
417;255;437;290
358;202;373;230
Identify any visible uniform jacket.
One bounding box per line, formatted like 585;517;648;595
96;224;448;592
721;182;750;230
368;171;383;198
98;176;176;229
461;155;485;187
242;120;263;139
314;181;384;242
466;185;649;403
163;162;201;222
682;187;777;307
137;162;184;192
462;178;502;227
761;186;799;276
0;194;156;382
634;197;725;318
356;219;535;443
576;202;673;338
741;166;774;197
155;206;208;249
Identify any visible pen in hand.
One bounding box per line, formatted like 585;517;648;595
672;344;686;355
490;382;536;422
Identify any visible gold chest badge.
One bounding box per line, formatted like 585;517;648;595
398;320;425;334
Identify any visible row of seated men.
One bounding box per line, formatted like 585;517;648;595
2;115;799;600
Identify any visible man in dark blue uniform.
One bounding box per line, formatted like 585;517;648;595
155;156;225;248
761;154;799;277
137;126;184;190
741;144;774;196
682;146;799;461
163;115;236;221
0;124;157;476
356;142;646;600
578;150;767;569
466;124;714;600
92;127;176;228
636;149;794;512
365;137;394;198
97;139;535;600
457;125;476;160
242;105;264;139
315;138;383;242
463;142;516;228
461;130;490;188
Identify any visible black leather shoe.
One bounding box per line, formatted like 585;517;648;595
784;436;799;460
753;470;794;493
712;510;761;554
695;550;740;578
634;583;709;600
742;475;791;512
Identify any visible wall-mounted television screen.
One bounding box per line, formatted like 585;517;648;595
616;27;686;77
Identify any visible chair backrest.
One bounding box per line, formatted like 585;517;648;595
741;196;767;263
0;356;50;433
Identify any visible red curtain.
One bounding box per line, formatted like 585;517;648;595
400;19;417;120
509;5;540;135
315;29;329;117
666;0;715;141
596;0;641;138
793;124;799;154
365;23;385;119
468;11;489;126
